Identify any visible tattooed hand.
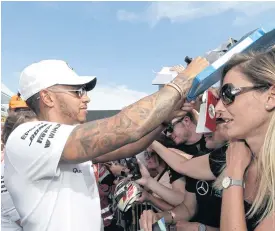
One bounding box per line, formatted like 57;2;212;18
62;57;209;163
170;64;185;74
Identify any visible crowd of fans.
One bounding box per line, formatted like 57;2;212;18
1;46;275;231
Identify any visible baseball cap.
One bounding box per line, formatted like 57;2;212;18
19;60;97;100
9;94;29;110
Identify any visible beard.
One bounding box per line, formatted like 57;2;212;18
59;100;79;124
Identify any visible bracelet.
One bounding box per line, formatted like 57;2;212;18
166;82;183;99
171;80;184;91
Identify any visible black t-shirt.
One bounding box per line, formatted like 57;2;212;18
208;145;227;177
175;136;211;156
209;145;262;231
185;158;222;227
156;165;183;184
168;167;184;184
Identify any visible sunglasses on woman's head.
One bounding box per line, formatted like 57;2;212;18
219;83;267;106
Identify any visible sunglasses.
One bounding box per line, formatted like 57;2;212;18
144;150;152;160
49;87;87;98
163;117;184;135
219;83;267;106
144;150;157;160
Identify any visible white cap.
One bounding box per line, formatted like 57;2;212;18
19;60;97;100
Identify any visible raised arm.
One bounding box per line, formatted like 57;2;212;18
148;195;174;211
152;141;216;180
138;189;174;211
151;141;189;173
220;141;252;231
143;177;186;207
93;99;195;163
62;58;209;163
136;162;186;207
93;125;164;163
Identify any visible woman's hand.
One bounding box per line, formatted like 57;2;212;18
225;141;252;179
137;189;150;203
139;210;160;231
135;160;152;187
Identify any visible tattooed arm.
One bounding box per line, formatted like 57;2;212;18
63;88;180;163
62;58;208;163
93;125;164;163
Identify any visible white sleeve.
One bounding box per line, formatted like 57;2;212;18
1;162;21;222
5;121;76;181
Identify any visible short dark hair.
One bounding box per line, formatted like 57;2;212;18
26;92;40;115
185;112;195;123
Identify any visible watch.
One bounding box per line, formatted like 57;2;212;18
198;223;206;231
222;176;245;189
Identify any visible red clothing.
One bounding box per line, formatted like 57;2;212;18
94;164;116;227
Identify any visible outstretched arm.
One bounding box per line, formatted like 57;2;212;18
145;177;186;206
151;141;189;174
139;190;174;211
93;99;201;164
152;141;216;180
62;58;209;163
93;125;164;163
136;162;186;206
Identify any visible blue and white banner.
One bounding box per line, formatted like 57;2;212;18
187;27;275;101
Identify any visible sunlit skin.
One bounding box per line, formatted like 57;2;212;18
46;85;90;125
204;120;229;149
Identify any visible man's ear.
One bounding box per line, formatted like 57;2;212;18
265;85;275;111
183;116;191;127
40;90;55;108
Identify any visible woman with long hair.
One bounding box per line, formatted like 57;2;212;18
215;48;275;230
139;49;275;231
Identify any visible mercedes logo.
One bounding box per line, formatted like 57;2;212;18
196;180;209;196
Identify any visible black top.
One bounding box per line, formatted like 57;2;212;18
209;145;262;231
170;137;219;227
168;167;184;184
156;165;184;184
175;136;211;156
185;157;222;227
